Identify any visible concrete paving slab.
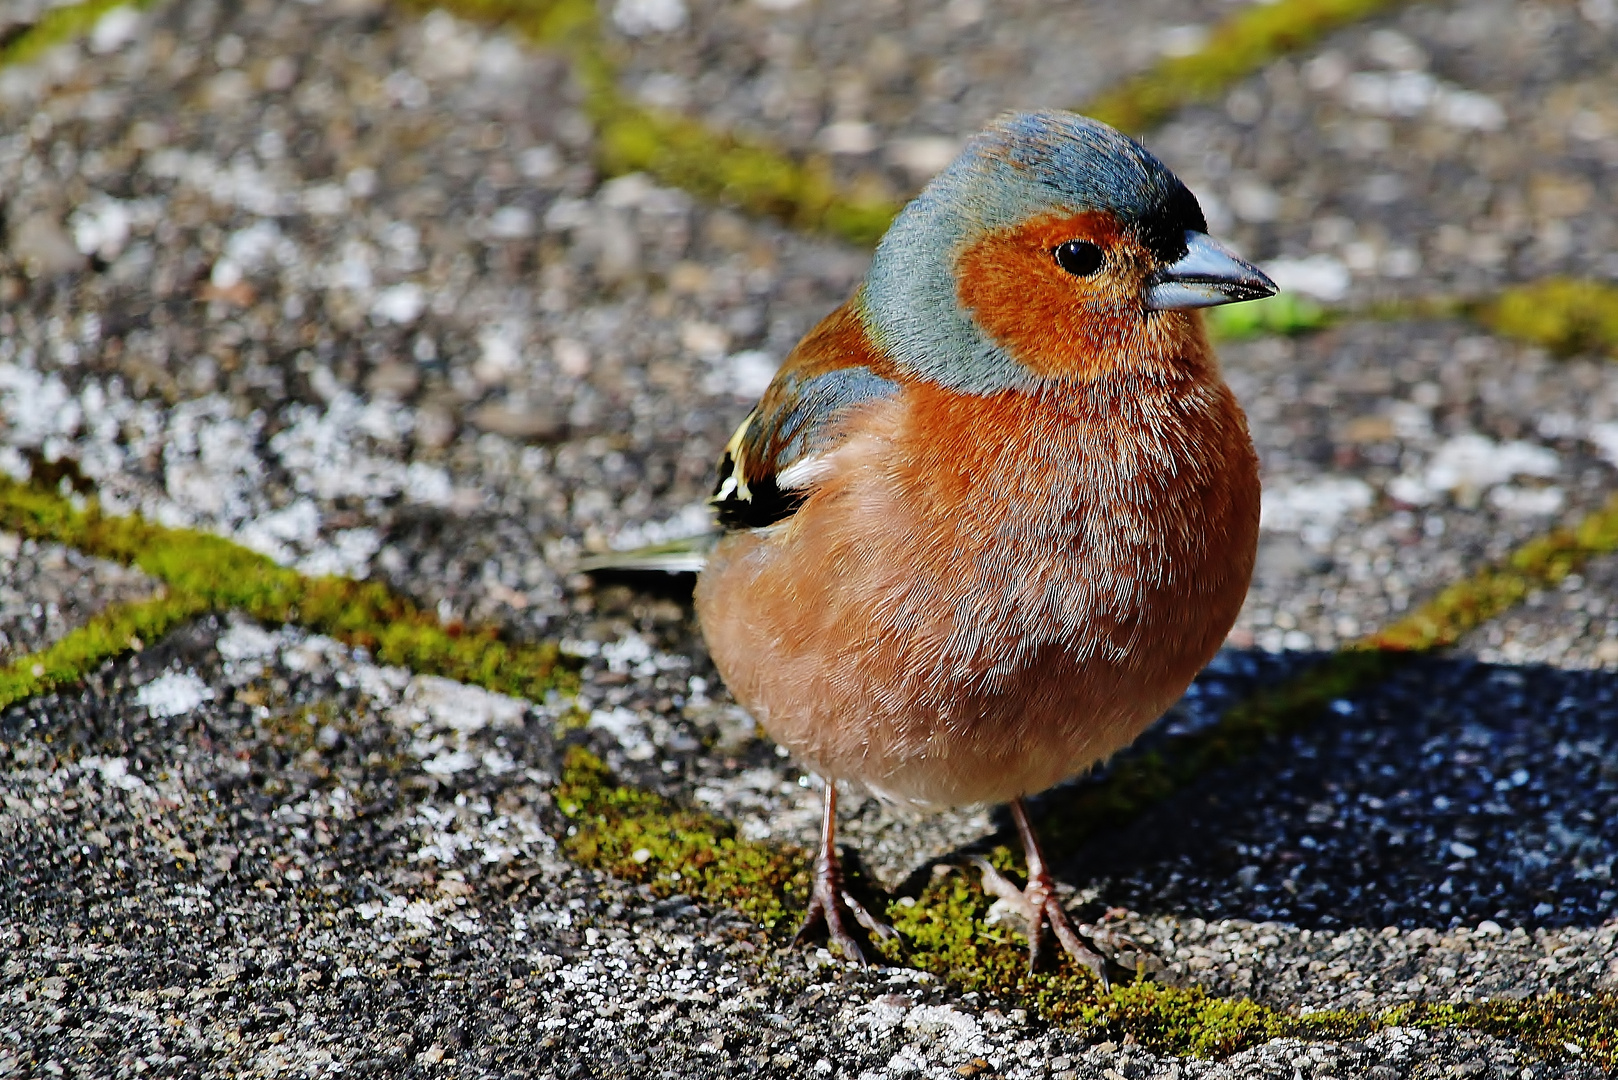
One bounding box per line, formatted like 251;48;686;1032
0;0;1615;1075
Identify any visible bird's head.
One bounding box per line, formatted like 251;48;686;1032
860;109;1276;391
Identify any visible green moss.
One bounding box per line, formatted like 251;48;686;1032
1480;278;1618;359
0;479;576;700
409;0;901;246
1083;0;1412;133
1365;491;1618;651
555;747;809;928
0;0;160;68
1210;281;1618;355
580;57;899;244
555;753;1612;1064
880;850;1610;1062
1207;294;1332;340
0;592;210;709
589;97;898;247
1397;996;1618;1066
1074;981;1379;1058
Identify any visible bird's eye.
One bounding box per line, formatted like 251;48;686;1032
1053;240;1104;277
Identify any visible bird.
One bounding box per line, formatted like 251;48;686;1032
587;109;1274;978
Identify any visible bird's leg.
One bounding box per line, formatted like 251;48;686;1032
975;798;1110;988
792;780;898;965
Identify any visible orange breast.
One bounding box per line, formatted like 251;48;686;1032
695;358;1259;808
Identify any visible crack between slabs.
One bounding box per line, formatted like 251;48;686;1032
1083;0;1417;135
0;589;209;709
1210;280;1618;361
0;0;161;69
0;479;576;703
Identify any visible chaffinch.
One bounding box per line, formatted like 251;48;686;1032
623;110;1274;975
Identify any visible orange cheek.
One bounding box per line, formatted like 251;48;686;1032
955;213;1145;380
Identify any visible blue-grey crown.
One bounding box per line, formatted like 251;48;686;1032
861;110;1207;393
996;112;1206;263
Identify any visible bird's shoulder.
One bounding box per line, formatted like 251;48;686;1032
711;299;904;532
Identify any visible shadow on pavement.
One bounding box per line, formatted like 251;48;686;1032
1043;653;1617;932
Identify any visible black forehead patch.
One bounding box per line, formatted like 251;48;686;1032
1134;181;1208;263
998;110;1208;262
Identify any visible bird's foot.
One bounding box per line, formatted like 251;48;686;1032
793;857;898;966
974;857;1110;988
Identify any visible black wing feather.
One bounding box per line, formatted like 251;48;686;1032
709;367;899;532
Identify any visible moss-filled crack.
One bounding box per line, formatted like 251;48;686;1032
1211;280;1618;362
402;0;899;245
557;747;810;929
0;0;161;68
0;480;575;702
1363;492;1618;651
0;590;210;709
1082;0;1414;134
1478;278;1618;360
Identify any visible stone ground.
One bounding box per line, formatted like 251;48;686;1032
1;0;1617;1076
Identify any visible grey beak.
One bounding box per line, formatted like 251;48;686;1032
1145;231;1278;311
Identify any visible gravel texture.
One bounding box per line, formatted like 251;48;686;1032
1;0;1616;1075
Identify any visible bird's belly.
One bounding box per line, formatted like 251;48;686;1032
694;388;1260;809
696;492;1254;808
833;554;1240;808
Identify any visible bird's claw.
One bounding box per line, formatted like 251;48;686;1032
841;889;901;943
1079;919;1164;978
974;857;1110;989
793;863;896;966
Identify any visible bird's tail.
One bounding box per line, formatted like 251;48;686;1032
574;534;716;574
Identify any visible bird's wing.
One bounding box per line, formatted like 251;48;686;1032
711;300;901;532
